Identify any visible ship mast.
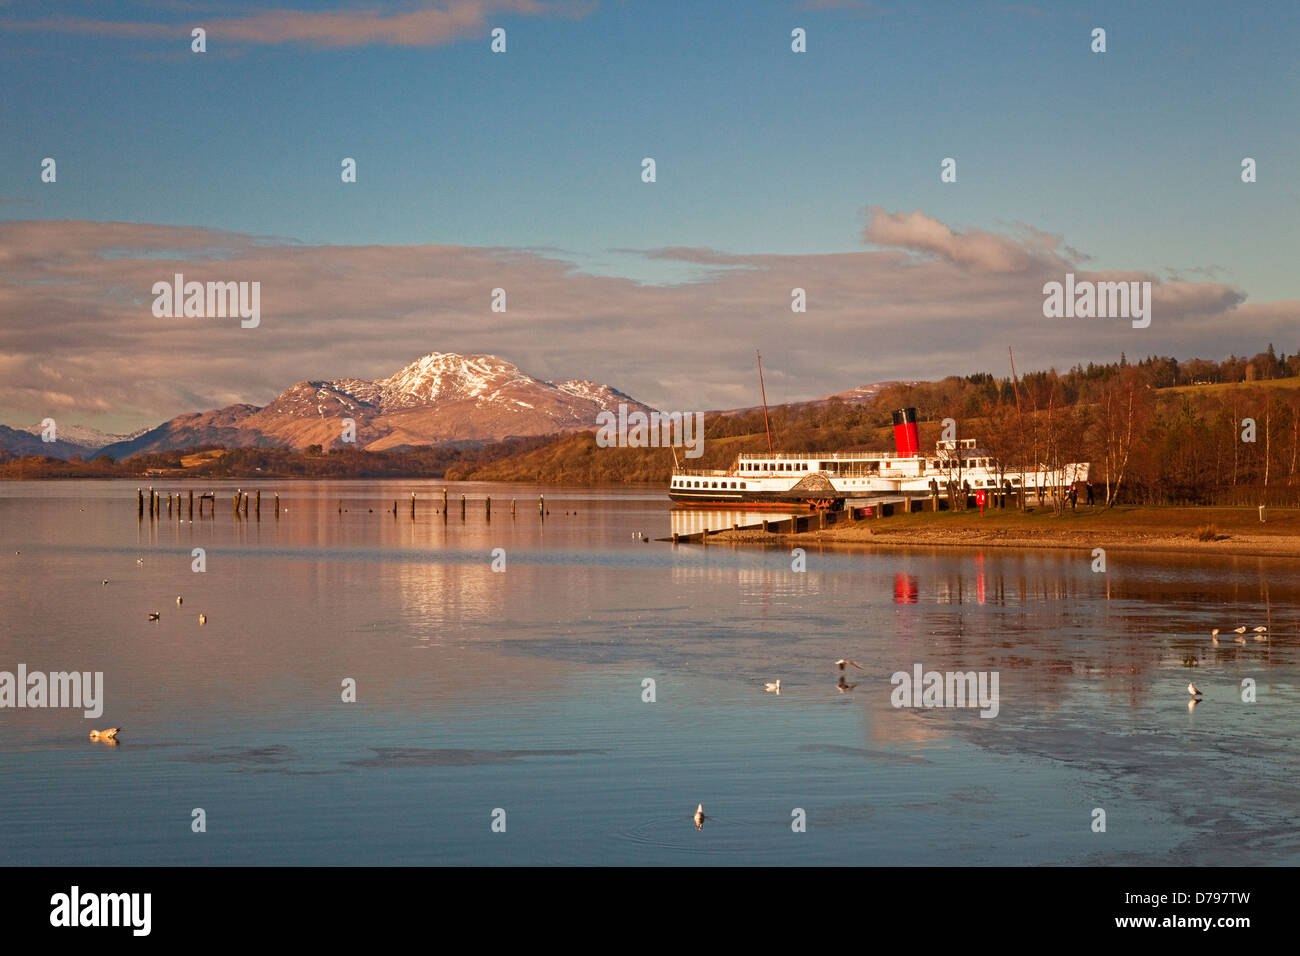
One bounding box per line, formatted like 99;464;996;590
757;349;774;454
1008;346;1022;414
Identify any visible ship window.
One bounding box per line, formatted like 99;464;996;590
730;482;737;489
740;482;746;489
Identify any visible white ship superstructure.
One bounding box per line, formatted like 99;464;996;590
668;407;1089;510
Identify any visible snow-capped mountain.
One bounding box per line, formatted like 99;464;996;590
20;422;149;451
99;352;655;457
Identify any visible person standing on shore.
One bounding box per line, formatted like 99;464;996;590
1069;484;1078;511
1086;480;1095;506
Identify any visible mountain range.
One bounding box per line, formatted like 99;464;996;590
0;351;901;460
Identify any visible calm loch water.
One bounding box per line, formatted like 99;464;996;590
2;480;1298;865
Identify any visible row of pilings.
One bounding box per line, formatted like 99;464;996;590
138;487;551;522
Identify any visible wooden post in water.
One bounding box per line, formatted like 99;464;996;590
672;532;679;544
243;492;249;516
234;492;240;517
188;490;193;521
255;489;261;520
460;494;466;519
511;498;516;517
411;493;416;520
485;496;491;520
442;487;448;512
167;493;173;517
274;492;280;519
539;495;544;518
138;488;144;518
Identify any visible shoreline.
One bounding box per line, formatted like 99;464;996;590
707;505;1300;560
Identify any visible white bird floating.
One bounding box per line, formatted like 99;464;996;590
147;612;160;621
763;680;781;694
836;659;863;672
198;614;207;626
176;595;183;606
1233;626;1247;633
1254;626;1268;633
88;728;121;741
1187;682;1202;698
694;804;706;830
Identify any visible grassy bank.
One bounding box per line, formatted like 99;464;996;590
712;504;1300;558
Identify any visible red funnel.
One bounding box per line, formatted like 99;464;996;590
892;408;919;457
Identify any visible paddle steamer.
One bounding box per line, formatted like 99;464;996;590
668;407;1090;511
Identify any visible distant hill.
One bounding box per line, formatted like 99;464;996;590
99;352;655;457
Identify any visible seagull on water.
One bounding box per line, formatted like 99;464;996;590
198;614;207;625
88;728;121;741
764;680;781;694
694;804;706;830
1187;682;1202;698
176;595;183;606
836;659;863;672
102;579;109;586
1254;626;1268;633
1233;626;1247;633
148;612;160;621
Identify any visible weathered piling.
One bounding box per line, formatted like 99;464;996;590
511;498;516;517
243;492;249;516
138;488;144;518
485;496;491;520
255;489;261;519
274;492;280;518
188;490;193;521
539;494;545;518
442;487;448;512
460;494;466;519
410;493;416;520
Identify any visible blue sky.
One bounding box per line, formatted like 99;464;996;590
1;0;1298;428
